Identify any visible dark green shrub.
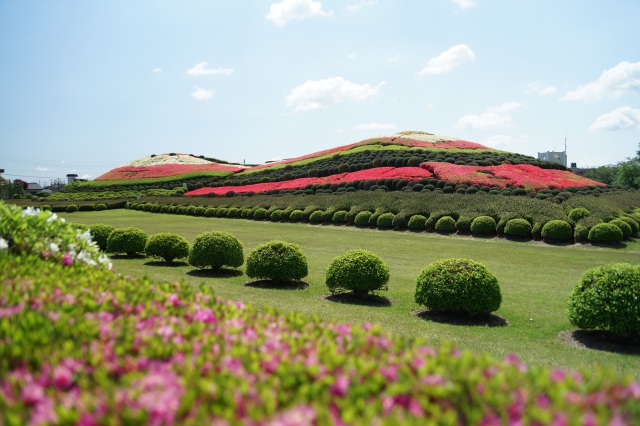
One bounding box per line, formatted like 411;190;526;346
216;208;229;218
66;204;79;213
408;214;427;230
270;209;284;221
332;210;347;224
40;205;52;211
289;209;303;221
204;208;215;217
145;232;190;263
415;258;502;316
89;224;116;251
254;208;268;220
609;219;632;239
532;221;545;240
504;218;532;239
227;207;240;218
71;223;89;232
588;223;623;243
568;207;591;223
470;216;496;236
325;250;389;296
188;231;244;271
455;216;473;234
568;263;640;337
435;216;456;233
177;206;187;215
574;224;589;243
79;204;95;212
541;220;573;242
246;240;308;282
354;211;372;227
106;227;148;256
619;216;639;235
186;206;196;215
194;206;205;216
95;203;108;211
376;212;395;228
309;210;323;223
391;212;410;229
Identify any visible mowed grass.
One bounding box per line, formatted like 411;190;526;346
62;209;640;378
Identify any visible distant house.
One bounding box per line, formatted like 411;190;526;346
537;151;567;167
67;174;78;184
26;182;43;195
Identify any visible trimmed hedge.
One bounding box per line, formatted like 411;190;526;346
325;250;390;296
106;227;148;256
65;204;79;213
144;232;190;263
435;216;456;233
354;211;372;227
408;214;427;230
376;212;395;228
504;218;532;239
588;223;623;243
567;207;591;222
470;216;496;236
188;231;244;271
89;223;116;251
246;240;308;282
609;219;632;239
541;220;573;242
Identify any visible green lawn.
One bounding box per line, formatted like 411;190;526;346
63;209;640;378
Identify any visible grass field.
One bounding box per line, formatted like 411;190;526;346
62;209;640;378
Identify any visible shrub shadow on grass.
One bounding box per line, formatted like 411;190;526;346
558;330;640;355
323;293;392;307
542;240;575;247
470;234;496;239
589;242;628;250
144;260;189;267
109;254;147;260
186;268;244;278
244;279;309;290
414;309;508;327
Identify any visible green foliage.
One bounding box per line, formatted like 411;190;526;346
309;210;324;223
106;227;148;256
504;218;532;239
415;258;502;316
325;249;390;295
376;212;395;228
609;219;632;239
332;210;347;224
354;211;372;227
89;224;116;251
66;204;79;213
574;224;589;243
567;207;591;223
246;240;308;282
435;216;456;233
188;231;244;270
269;209;284;221
619;216;639;235
96;203;110;211
455;216;472;234
584;165;618;185
588;223;623;243
253;207;268;220
613;160;640;189
408;214;427;230
289;209;303;221
144;232;190;263
470;216;497;236
541;220;573;242
568;263;640;337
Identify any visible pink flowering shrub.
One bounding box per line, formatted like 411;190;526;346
96;163;242;181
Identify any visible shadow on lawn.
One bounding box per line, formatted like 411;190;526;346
144;261;189;267
414;309;508;327
186;268;244;278
323;293;392;307
558;330;640;355
109;254;147;260
244;279;309;290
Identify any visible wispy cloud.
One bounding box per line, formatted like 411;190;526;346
354;123;396;130
36;166;49;172
346;53;358;60
347;0;377;12
266;0;332;27
387;54;400;63
418;44;475;76
561;61;640;102
455;102;524;130
451;0;477;10
285;76;383;112
588;106;640;131
525;81;557;96
191;86;214;100
152;67;163;73
187;62;234;76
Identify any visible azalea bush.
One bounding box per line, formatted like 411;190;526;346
188;231;244;271
541;220;573;242
88;223;116;251
144;232;190;263
588;223;623;243
106;227;148;256
326;249;390;296
246;240;308;282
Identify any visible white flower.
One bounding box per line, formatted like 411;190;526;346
21;206;39;217
47;212;59;223
49;242;60;253
0;237;8;251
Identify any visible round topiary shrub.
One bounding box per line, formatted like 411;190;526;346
376;212;395;228
188;231;244;271
253;208;268;220
332;210;347;224
455;216;472;234
609;219;632;239
568;207;591;223
415;258;502;316
79;204;95;212
568;263;640;337
574;224;589;243
246;240;308;282
470;216;496;236
106;227;148;256
289;209;303;221
619;216;639;236
408;214;427;230
504;218;532;239
270;209;284;221
541;220;573;242
204;208;215;217
309;210;324;224
185;206;196;215
435;216;456;233
588;223;623;244
325;250;390;296
66;204;79;213
89;223;116;251
95;203;107;211
354;211;372;227
145;232;190;263
194;206;205;216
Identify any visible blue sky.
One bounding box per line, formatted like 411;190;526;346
1;0;639;184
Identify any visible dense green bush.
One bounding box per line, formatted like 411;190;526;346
246;240;308;282
66;204;79;213
391;212;410;229
619;216;639;235
332;210;347;224
568;207;591;223
470;216;497;236
309;210;324;223
455;216;473;234
227;207;240;218
144;232;190;263
95;203;108;211
89;223;116;251
194;206;205;216
435;216;456;233
253;207;268;220
415;258;502;316
106;227;148;256
188;231;244;271
270;209;284;221
325;249;390;296
204;207;215;217
568;263;640;337
376;213;395;228
532;221;545;240
588;223;623;243
541;220;573;242
79;204;95;212
408;214;427;230
354;211;372;227
574;224;590;243
289;209;303;221
504;218;532;239
609;219;632;239
186;205;196;215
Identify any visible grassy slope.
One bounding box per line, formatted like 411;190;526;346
63;210;640;378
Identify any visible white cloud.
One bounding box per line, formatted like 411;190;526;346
387;54;400;63
152;67;163;73
266;0;332;27
418;44;475;76
451;0;476;10
346;53;357;60
285;76;383;112
347;0;377;12
354;123;396;130
481;134;529;149
525;81;557;96
187;62;234;76
81;174;92;180
561;61;640;102
191;86;214;100
36;166;49;172
588;106;640;131
455;102;524;130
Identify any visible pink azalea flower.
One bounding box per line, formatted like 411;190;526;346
21;383;45;405
62;252;73;266
52;365;73;389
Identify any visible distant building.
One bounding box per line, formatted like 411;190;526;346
538;151;567;167
66;174;78;184
26;182;43;195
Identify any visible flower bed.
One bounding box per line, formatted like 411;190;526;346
185;167;434;196
96;163;243;181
